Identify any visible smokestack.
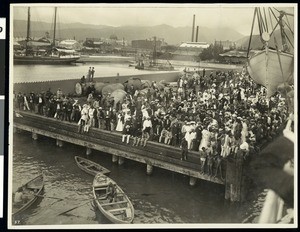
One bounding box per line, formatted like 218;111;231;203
191;14;195;42
195;26;199;42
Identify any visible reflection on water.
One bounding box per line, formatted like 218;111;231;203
11;131;258;226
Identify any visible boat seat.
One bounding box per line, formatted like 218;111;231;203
101;200;127;206
125;208;131;218
108;207;127;213
86;164;95;168
94;187;107;191
93;184;107;188
27;186;40;189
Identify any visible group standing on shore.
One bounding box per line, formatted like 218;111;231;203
87;67;95;82
14;68;289;178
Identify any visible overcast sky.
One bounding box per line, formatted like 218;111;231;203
12;3;296;36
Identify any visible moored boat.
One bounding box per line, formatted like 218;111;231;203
14;52;81;65
92;173;134;224
14;7;80;65
12;174;44;218
75;156;110;176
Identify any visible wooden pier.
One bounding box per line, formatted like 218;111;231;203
13;111;245;201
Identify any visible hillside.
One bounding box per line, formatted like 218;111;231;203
236;29;294;52
13;20;245;45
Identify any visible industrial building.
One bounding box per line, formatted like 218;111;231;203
58;39;82;51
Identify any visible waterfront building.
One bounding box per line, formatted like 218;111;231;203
58;39;82;51
214;40;236;51
219;50;254;64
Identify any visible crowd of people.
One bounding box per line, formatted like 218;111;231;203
14;68;289;178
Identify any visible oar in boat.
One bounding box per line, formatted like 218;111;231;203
57;200;93;216
84;186;156;196
34;194;65;201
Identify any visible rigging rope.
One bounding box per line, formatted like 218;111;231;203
258;8;267;33
284;14;294;37
282;30;294;49
263;8;269;33
270;8;287;51
257;8;263;36
268;7;292;112
246;8;257;58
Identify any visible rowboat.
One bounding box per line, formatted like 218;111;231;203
12;174;44;218
75;156;110;176
92;173;134;224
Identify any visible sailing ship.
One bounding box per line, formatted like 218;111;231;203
135;37;175;71
246;7;294;97
14;7;80;65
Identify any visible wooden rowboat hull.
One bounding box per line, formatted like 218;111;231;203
75;156;110;176
12;174;44;218
92;174;134;224
247;49;294;97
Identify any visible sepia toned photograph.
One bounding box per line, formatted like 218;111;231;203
8;3;297;229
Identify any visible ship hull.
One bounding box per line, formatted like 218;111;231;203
247;49;293;97
14;55;80;65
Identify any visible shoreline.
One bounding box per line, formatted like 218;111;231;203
13;71;181;95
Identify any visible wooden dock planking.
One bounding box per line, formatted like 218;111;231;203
15;112;243;194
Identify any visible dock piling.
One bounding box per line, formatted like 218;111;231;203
118;157;124;165
112;154;118;163
146;164;153;175
56;139;64;147
32;132;38;140
86;147;92;155
225;157;243;202
189;176;197;186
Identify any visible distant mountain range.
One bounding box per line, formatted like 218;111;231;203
14;19;293;51
236;29;294;51
13;20;245;45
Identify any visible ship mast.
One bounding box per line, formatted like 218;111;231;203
52;7;57;48
153;36;157;66
25;7;31;55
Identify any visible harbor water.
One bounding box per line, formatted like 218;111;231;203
13;62;178;83
11;63;262;226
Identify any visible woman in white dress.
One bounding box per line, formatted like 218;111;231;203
241;120;249;143
141;104;149;119
199;127;211;150
115;112;124;132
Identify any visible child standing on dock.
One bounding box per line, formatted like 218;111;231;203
199;147;207;174
122;118;132;144
78;104;89;133
181;138;188;160
87;67;92;82
91;67;95;82
140;130;150;147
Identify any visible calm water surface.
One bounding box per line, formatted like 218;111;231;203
12;131;255;225
13;62;180;83
11;63;262;226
